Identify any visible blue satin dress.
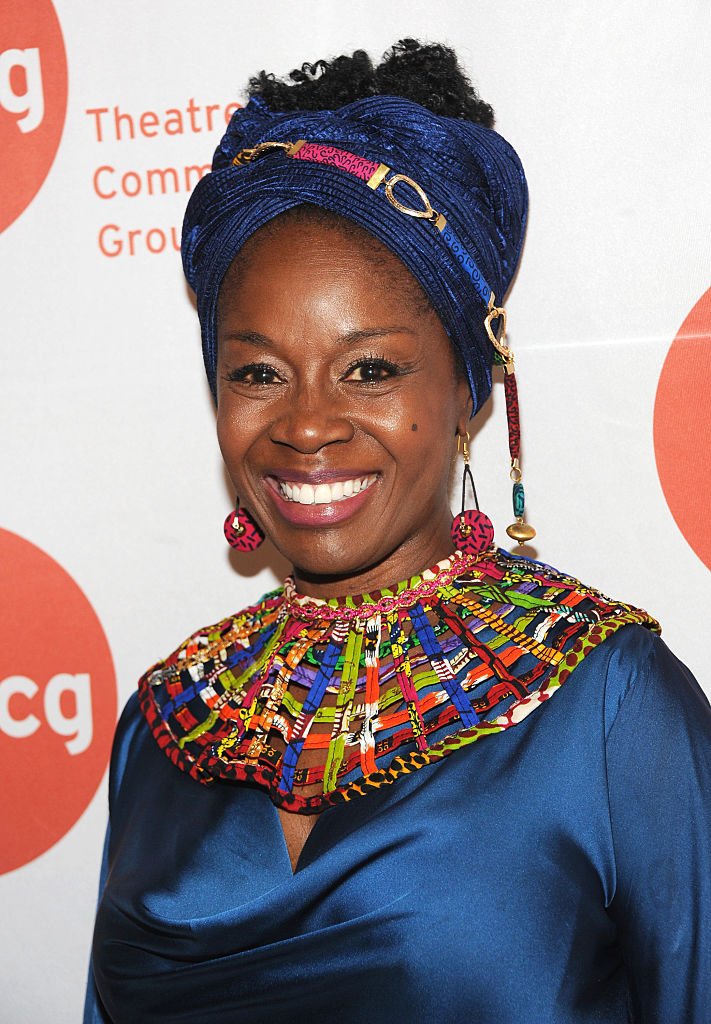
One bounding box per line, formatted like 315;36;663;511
84;626;711;1023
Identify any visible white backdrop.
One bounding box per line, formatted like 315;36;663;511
1;2;709;1021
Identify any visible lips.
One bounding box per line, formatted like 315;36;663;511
264;472;379;526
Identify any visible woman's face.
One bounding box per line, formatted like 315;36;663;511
216;214;472;595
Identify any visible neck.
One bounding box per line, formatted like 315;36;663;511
291;527;457;601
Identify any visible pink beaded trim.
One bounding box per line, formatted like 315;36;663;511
282;549;490;622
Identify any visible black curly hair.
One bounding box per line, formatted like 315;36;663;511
248;38;494;127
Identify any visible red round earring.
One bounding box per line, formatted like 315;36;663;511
223;502;265;552
450;431;495;554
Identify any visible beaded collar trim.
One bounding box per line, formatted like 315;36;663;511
139;548;659;814
281;549;483;621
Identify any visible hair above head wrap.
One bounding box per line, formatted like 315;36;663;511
182;91;528;412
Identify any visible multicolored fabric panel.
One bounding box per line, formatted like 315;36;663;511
139;549;660;813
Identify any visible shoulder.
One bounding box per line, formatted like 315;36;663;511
477;547;661;670
594;623;711;741
107;587;283;796
553;621;707;733
483;548;658;628
107;690;146;809
140;586;284;687
490;554;709;755
129;586;285;785
476;549;689;719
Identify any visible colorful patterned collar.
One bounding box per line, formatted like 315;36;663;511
139;548;659;813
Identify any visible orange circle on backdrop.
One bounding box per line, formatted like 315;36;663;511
653;286;711;572
0;530;117;875
0;0;68;233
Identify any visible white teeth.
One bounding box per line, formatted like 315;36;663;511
300;483;315;504
278;476;375;505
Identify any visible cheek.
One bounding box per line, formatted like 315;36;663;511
365;393;456;480
215;401;257;469
215;404;235;456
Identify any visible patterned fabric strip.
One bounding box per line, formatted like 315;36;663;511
290;141;380;181
322;625;362;793
361;615;381;776
408;602;479;728
388;609;428;752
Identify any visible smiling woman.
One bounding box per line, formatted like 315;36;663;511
84;39;711;1024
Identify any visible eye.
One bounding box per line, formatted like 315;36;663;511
343;357;401;384
224;362;282;386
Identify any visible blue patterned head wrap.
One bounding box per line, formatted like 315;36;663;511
182;94;528;410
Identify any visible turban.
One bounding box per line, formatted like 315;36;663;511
181;94;528;411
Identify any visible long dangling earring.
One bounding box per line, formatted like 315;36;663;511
485;299;536;545
223;501;264;551
450;431;495;554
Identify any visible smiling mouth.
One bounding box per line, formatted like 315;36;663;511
274;475;378;505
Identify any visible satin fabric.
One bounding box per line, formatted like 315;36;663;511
85;626;711;1023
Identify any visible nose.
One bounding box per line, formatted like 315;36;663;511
269;384;355;454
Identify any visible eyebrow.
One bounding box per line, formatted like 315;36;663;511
220;326;418;347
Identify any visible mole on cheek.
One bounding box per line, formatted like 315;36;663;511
411;423;418;431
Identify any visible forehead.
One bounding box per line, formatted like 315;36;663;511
217;209;434;323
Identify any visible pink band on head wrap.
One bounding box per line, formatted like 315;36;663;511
290;142;381;181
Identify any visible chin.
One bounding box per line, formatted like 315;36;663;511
275;532;389;583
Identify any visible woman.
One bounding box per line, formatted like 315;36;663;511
84;41;711;1023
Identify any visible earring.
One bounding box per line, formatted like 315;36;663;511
485;299;536;545
223;501;264;551
450;431;495;554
